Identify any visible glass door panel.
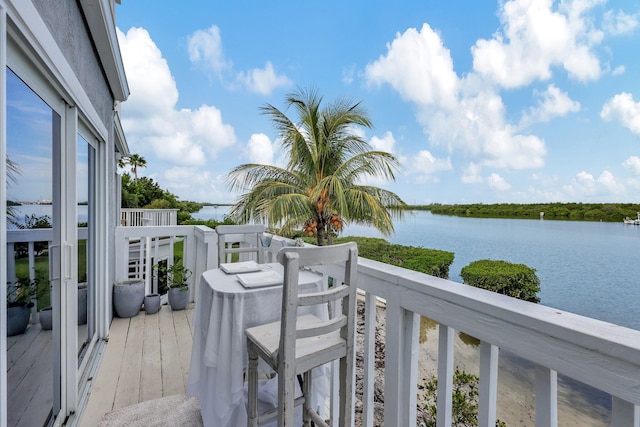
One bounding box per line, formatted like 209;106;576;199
5;68;59;426
77;134;96;366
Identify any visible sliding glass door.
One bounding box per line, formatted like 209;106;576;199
5;67;63;427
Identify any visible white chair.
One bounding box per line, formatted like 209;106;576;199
245;242;358;427
216;224;266;265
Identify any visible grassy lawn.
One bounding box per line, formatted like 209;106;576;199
12;240;87;310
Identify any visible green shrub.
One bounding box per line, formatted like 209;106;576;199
460;259;540;303
419;367;506;427
334;236;454;279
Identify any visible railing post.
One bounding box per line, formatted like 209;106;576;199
361;292;377;427
6;242;16;284
384;298;419;427
185;230;197;302
535;365;557;427
436;325;454;427
611;397;640;427
478;342;498;427
28;242;36;323
114;227;128;282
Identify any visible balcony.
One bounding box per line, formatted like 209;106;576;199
7;224;640;426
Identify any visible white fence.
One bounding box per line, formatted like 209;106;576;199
8;226;640;425
320;257;640;426
120;209;178;226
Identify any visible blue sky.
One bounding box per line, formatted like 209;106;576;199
115;0;640;205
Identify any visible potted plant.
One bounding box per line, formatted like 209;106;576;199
113;279;145;318
6;275;45;336
155;261;191;311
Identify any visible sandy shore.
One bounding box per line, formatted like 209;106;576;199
355;302;610;426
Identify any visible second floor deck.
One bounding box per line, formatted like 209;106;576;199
7;223;640;426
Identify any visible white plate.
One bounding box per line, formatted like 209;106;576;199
220;261;262;274
237;271;282;288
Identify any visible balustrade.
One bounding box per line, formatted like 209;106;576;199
7;226;639;425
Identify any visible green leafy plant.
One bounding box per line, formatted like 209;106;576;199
419;368;506;427
460;259;540;303
334;236;454;279
154;260;191;292
6;270;48;307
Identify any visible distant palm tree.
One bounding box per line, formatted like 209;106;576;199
122;154;147;180
227;87;407;245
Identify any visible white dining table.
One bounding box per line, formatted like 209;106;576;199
187;263;328;427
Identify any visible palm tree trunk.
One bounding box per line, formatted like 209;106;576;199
317;224;326;246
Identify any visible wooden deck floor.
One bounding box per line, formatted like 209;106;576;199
80;303;195;426
7;320;53;427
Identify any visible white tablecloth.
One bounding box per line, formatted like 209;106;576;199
187;263;327;427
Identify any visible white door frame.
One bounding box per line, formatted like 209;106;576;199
2;1;110;424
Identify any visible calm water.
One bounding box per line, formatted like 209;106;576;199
344;211;640;331
15;204;638;330
194;206;640;331
9;204;89;226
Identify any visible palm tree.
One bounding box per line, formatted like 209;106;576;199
227;87;407;246
122;154;147;180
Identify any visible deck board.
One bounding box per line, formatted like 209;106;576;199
113;311;145;409
159;304;186;396
80;304;195;427
140;309;163;402
7;323;53;427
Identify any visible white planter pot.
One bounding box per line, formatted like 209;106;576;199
144;293;161;314
113;280;144;318
168;288;189;311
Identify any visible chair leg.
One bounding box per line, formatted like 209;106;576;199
277;370;296;426
302;370;313;427
247;343;259;427
339;356;353;427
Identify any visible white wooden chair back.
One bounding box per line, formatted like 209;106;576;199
246;242;358;426
216;224;266;266
276;242;358;346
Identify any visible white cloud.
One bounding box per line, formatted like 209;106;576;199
603;9;640;35
246;133;275;165
623;156;640;174
369;131;396;153
487;173;511;191
117;27;178;118
521;84;580;125
597;170;625;194
164;167;229;202
118;27;237;168
612;65;625;76
236;62;291;95
405;150;452;183
568;169;625;197
471;0;604;88
342;65;356;84
461;163;483;184
187;25;230;76
365;23;459;108
600;92;640;136
187;26;290;95
365;24;547;172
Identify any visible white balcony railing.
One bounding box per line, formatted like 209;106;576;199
113;225;217;300
120;208;178;226
6;228;88;324
320;257;640;426
7;226;640;425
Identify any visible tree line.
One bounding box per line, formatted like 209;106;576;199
413;202;640;222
